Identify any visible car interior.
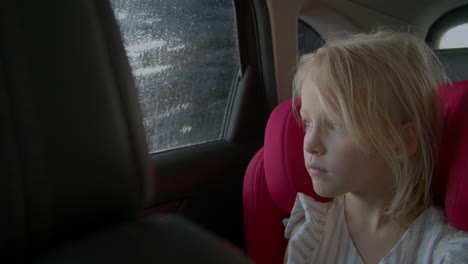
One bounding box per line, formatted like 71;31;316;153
1;0;467;263
244;70;468;264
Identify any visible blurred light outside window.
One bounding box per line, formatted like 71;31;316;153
110;0;239;153
438;23;468;49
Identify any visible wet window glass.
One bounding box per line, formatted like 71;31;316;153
110;0;239;153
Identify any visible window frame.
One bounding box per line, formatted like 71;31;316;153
426;5;468;50
297;19;324;56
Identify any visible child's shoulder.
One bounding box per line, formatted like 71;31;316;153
423;206;468;263
283;193;342;263
291;192;337;224
296;192;335;214
284;193;337;239
433;228;468;263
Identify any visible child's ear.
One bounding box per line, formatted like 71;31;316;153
400;122;419;157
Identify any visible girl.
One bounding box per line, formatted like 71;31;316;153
284;30;468;263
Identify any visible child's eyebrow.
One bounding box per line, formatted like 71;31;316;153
299;108;324;119
299;109;316;119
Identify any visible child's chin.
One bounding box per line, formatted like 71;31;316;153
312;182;337;198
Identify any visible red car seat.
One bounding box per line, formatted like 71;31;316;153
243;49;468;264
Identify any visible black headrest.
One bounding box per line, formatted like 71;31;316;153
436;48;468;81
0;0;152;260
34;214;252;264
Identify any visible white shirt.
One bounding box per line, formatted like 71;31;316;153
284;193;468;263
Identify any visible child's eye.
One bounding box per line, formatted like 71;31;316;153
303;120;313;130
326;122;343;131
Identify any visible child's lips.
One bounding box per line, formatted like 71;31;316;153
307;166;328;177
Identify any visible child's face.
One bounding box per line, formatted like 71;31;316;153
299;79;392;198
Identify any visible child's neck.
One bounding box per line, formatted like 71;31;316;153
344;193;411;264
344;191;420;231
344;192;393;230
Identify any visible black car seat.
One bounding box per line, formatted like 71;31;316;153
0;1;251;263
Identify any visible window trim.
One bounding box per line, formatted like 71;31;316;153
426;4;468;49
297;19;324;56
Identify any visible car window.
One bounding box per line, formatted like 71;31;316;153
110;0;239;153
437;23;468;49
298;20;323;57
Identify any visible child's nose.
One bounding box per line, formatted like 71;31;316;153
303;128;325;156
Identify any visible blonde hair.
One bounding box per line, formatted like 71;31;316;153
293;30;449;220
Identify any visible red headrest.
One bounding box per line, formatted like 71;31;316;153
263;80;468;231
433;80;468;231
263;99;330;213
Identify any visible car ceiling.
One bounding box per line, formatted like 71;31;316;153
349;0;468;28
265;0;468;103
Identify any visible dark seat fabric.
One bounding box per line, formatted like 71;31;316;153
34;214;251;264
436;48;468;81
0;1;150;259
0;0;251;263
